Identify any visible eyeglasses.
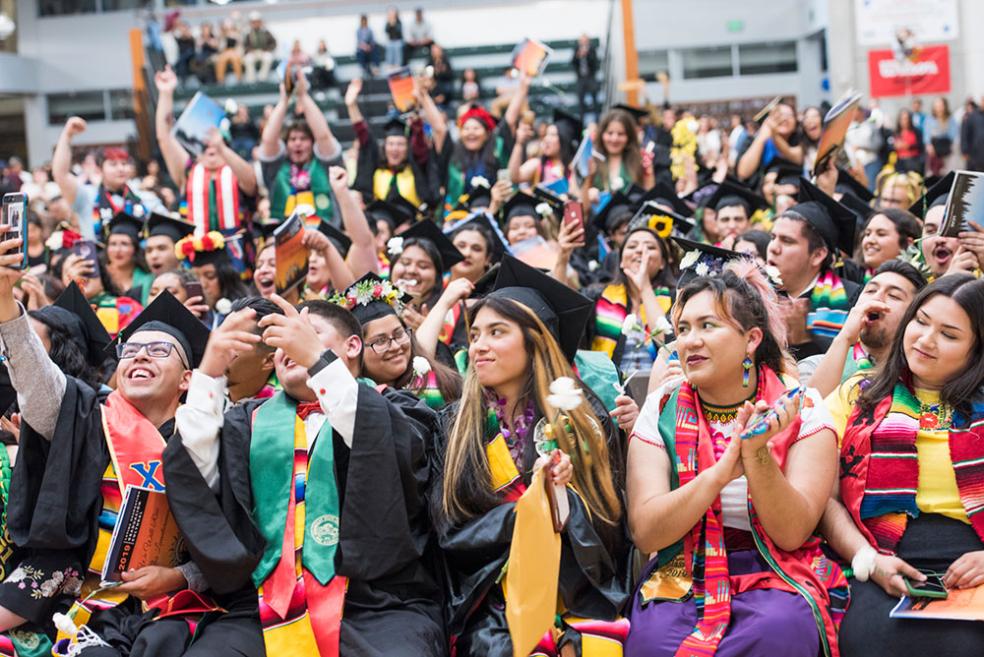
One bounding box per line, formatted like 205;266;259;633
366;328;411;354
117;341;188;368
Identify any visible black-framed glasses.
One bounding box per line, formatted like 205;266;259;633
117;341;188;368
366;328;411;354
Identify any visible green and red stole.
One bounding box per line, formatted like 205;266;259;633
270;159;334;225
250;393;345;657
643;367;847;657
806;270;851;339
184;163;241;233
409;369;446;410
839;383;984;554
590;283;671;361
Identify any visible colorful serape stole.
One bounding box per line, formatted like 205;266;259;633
859;384;984;553
252;395;346;657
806;270;850;339
91;294;142;340
438;302;462;346
409;369;445;410
590;284;671;360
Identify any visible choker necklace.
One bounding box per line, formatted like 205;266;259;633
702;391;756;424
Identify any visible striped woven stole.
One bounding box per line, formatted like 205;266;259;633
590;284;670;360
806;270;850;339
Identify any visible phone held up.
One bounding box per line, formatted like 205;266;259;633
1;193;28;270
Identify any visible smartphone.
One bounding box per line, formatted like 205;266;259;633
904;573;948;600
739;387;803;440
184;280;204;301
71;240;101;280
1;193;28;270
496;168;511;184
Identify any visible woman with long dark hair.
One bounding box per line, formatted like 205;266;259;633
582;109;654;203
893;108;926;175
857;207;921;277
625;263;846;657
104;213;153;304
388;220;463;330
431;257;629;656
589;225;676;370
822;274;984;656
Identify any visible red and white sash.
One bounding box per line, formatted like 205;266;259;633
187;164;240;235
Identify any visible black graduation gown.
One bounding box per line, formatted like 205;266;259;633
6;377;264;657
352;123;440;210
429;394;630;657
165;382;447;657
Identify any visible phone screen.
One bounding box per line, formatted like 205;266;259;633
184;281;204;301
71;240;101;279
2;193;27;270
496;168;511;184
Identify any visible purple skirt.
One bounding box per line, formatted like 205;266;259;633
625;550;819;657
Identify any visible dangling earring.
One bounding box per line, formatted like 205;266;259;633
742;355;754;387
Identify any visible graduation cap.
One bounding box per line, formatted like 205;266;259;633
110;290;210;368
487;255;592;361
470;262;500;298
451;212;509;264
456;177;493;212
839;192;876;224
682;182;719;209
706;181;768;215
790;177;859;256
628;201;695;239
366;197;418;231
318;221;352;259
611;103;649;123
531;185;565;217
397;219;465;272
107;211;144;242
767;158;803;190
592;191;637;233
33;282;113;367
255;220;280;250
338;272;411;326
642;181;693;218
502;191;545;223
671;236;749;287
383;116;408;139
147;211;195;243
836;168;874;203
552;108;583;158
909;171;954;220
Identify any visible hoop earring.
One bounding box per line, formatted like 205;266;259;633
742;355;754;388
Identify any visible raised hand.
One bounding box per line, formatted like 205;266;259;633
344;78;363;107
154;67;178;94
198;308;261;378
327;165;348;192
259;294;324;369
63;117;87;139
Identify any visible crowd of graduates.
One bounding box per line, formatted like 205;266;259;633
0;39;983;657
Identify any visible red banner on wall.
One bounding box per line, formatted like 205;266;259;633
868;45;951;98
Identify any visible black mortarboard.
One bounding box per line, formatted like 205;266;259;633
839;192;876;223
366;197;417;230
383;116;408;138
622;182;648;205
146;212;195;243
255;220;280;250
671;236;748;287
707;181;768;214
107;212;144;242
682;182;719;209
642;181;693;217
34;282;113;367
503;191;542;222
909;171;954;220
488;255;592;361
451;212;509;264
318;221;352;259
628;201;696;238
836;168;874;203
110;290;210;368
612;103;649;122
552;108;583;158
344;272;411;326
767;158;803;189
592;191;637;233
791;177;859;255
531;185;565;217
188;242;229;267
398;219;465;271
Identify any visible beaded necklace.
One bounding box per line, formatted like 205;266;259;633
489;394;537;465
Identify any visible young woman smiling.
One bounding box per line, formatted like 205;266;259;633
582;109;655;204
625;265;846;657
821;274;984;657
858;208;921;278
430;259;630;657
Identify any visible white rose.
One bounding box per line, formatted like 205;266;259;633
694;261;710;278
387;237;405;256
412;356;431;378
547;376;583;411
653;314;673;335
622;313;638;335
679;249;701;270
470;176;490;189
215;298;233;315
535;202;552;217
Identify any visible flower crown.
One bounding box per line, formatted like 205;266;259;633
328;278;405;312
175;231;225;261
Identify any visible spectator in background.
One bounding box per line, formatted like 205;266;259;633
845;104;884;191
242;11;277;84
215;18;243;85
736;102;803;183
355;14;380;77
405;7;434;61
427;43;454;107
800;106;823;174
229;104;261;160
910;97;926;134
287;39;310;70
173;20;197;85
461;68;481;103
892;108;925;175
961;99;984;171
572;33;599;120
193;21;220;85
310;39;337;91
384;6;404;69
924;96;960;176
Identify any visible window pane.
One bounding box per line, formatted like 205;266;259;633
108;89;134;120
102;0;149;11
738;41;798;75
39;0;96;16
681;46;733;80
48;91;104;125
638;50;669;76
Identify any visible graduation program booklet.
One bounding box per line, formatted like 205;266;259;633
939;170;984;238
812;91;863;177
101;486;184;586
890;584;984;621
511;38;553;78
388;66;416;113
171;92;225;158
274;210;309;294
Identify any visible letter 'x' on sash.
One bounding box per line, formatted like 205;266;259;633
130;461;165;491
